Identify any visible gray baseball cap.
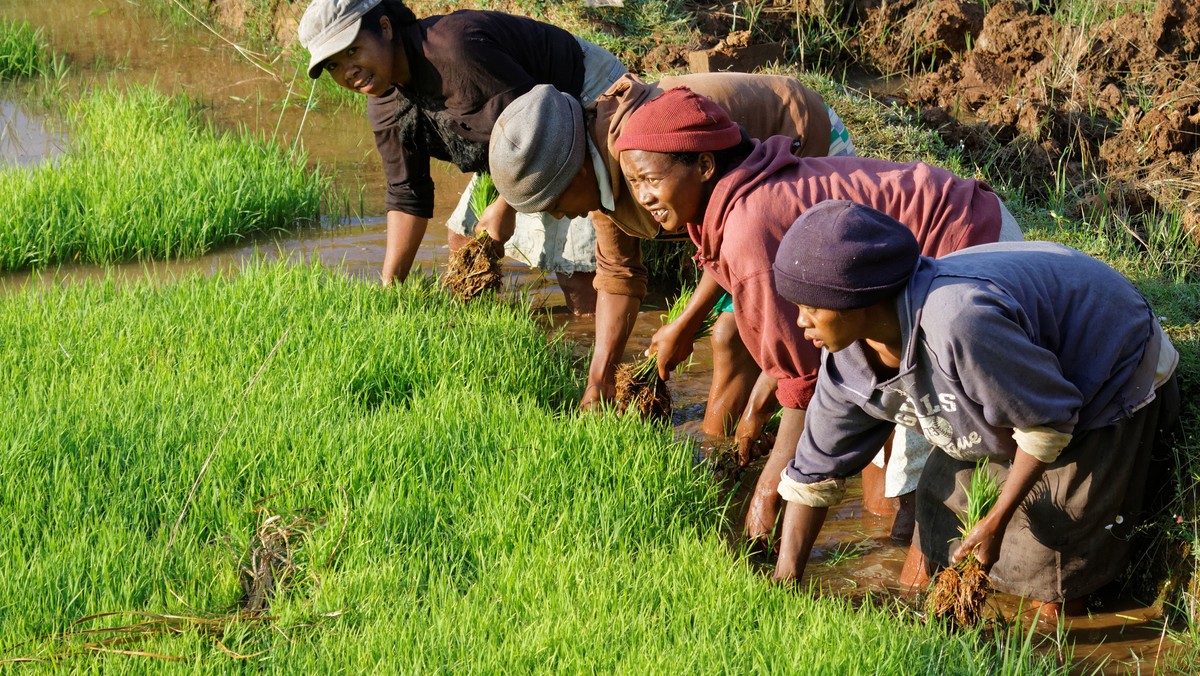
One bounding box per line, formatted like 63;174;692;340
299;0;383;79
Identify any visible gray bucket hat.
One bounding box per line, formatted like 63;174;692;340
489;85;587;214
299;0;383;79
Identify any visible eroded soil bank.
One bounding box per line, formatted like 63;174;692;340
822;0;1200;250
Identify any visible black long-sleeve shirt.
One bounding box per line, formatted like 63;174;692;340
366;10;585;218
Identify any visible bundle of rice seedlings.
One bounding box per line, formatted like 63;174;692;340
468;172;499;220
442;174;502;302
928;457;1002;626
615;286;718;421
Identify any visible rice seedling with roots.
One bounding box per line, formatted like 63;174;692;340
442;173;503;302
615;286;717;421
928;458;1003;627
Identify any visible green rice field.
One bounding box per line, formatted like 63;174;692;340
0;264;1079;671
0;85;325;271
1;3;1199;671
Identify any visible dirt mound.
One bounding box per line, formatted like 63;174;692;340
886;1;1200;244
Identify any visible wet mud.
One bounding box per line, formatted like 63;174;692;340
0;0;1189;670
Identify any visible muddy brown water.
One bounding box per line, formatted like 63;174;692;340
0;0;1186;670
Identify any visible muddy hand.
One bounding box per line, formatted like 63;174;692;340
733;404;771;466
951;515;1003;572
476;198;517;245
647;320;694;381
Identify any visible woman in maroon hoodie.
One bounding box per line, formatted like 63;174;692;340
614;87;1023;554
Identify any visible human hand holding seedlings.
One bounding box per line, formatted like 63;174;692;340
734;372;779;465
475;196;517;245
646;319;698;381
646;269;727;380
950;448;1049;572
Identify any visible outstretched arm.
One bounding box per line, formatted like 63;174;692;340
582;290;641;409
774;503;829;582
382;210;430;286
649;268;725;380
735;372;779;465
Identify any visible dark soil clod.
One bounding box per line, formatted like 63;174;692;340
442;232;502;302
614;361;672;421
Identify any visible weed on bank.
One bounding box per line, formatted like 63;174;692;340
0;263;1075;671
0;85;325;271
0;19;52;80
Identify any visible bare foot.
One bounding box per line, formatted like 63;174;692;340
1029;597;1086;623
898;540;930;588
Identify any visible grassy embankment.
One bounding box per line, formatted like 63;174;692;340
0;81;325;270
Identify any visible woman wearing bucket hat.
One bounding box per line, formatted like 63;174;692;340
612;87;1024;551
298;0;627;314
770;200;1179;620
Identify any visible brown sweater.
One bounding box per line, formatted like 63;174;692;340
587;72;832;298
369;11;585;218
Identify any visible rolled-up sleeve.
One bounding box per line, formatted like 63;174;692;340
592;211;648;299
783;365;895;499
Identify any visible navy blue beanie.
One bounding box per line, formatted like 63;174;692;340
772;200;920;310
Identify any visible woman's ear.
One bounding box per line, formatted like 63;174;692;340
698;152;717;182
380;15;393;40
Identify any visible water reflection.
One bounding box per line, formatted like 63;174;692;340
0;100;64;167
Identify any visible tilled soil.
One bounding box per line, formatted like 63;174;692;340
856;0;1200;244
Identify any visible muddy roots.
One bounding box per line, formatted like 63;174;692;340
442;232;502;302
928;556;992;626
614;361;671;422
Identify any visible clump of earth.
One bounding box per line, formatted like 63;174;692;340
839;0;1200;246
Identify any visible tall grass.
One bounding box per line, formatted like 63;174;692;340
0;19;50;80
0;262;1076;671
0;85;326;271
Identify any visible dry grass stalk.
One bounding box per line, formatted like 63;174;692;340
239;511;316;614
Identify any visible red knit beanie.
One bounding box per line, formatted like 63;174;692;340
614;86;742;153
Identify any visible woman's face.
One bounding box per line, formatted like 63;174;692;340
619;149;714;232
321;17;408;96
794;304;870;352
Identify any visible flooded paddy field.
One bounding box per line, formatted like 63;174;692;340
1;0;1197;671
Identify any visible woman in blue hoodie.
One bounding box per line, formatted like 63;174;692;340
769;200;1180;620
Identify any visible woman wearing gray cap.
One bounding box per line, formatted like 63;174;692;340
770;200;1179;620
298;0;626;314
